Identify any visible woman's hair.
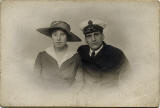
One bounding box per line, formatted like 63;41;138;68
49;28;71;41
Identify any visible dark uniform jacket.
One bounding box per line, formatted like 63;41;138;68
77;41;128;85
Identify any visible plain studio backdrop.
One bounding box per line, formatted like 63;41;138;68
0;0;159;107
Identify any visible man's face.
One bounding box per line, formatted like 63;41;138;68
85;31;104;50
52;29;67;48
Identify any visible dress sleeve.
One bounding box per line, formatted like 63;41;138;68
34;52;43;75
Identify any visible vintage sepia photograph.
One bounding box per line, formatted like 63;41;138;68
0;0;159;107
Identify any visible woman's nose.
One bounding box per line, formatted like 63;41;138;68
57;35;61;41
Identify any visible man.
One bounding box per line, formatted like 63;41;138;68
77;20;128;86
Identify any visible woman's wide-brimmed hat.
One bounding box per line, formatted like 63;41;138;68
37;21;81;42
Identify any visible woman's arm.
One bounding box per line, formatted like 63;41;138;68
34;52;43;75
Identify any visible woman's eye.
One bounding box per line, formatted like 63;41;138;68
52;34;56;37
52;32;57;36
60;34;65;36
86;35;92;37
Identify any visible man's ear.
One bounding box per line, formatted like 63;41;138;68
102;33;104;40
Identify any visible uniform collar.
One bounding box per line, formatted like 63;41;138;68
89;44;103;56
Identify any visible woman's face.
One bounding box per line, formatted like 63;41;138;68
51;29;67;48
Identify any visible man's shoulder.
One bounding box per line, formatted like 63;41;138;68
103;44;125;56
102;43;129;70
77;45;89;52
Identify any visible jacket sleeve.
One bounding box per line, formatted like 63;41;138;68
72;53;80;79
73;54;84;89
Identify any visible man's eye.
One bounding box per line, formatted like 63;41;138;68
94;33;100;36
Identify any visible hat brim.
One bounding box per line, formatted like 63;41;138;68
37;27;81;42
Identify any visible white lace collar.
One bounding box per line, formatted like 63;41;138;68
45;45;77;68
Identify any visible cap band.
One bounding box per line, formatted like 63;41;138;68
83;20;103;34
83;25;103;34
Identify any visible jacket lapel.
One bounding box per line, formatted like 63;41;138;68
81;46;91;62
94;42;107;61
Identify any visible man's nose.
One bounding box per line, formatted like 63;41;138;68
91;35;96;41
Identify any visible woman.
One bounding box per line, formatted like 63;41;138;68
34;21;82;89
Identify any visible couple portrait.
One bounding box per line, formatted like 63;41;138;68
1;0;159;106
34;19;129;89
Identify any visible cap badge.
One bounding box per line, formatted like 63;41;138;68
88;20;93;25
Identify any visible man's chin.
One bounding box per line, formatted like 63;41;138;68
89;45;102;50
90;46;98;50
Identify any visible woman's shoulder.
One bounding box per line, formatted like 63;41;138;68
35;50;53;61
71;53;79;58
64;46;80;62
36;51;47;57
